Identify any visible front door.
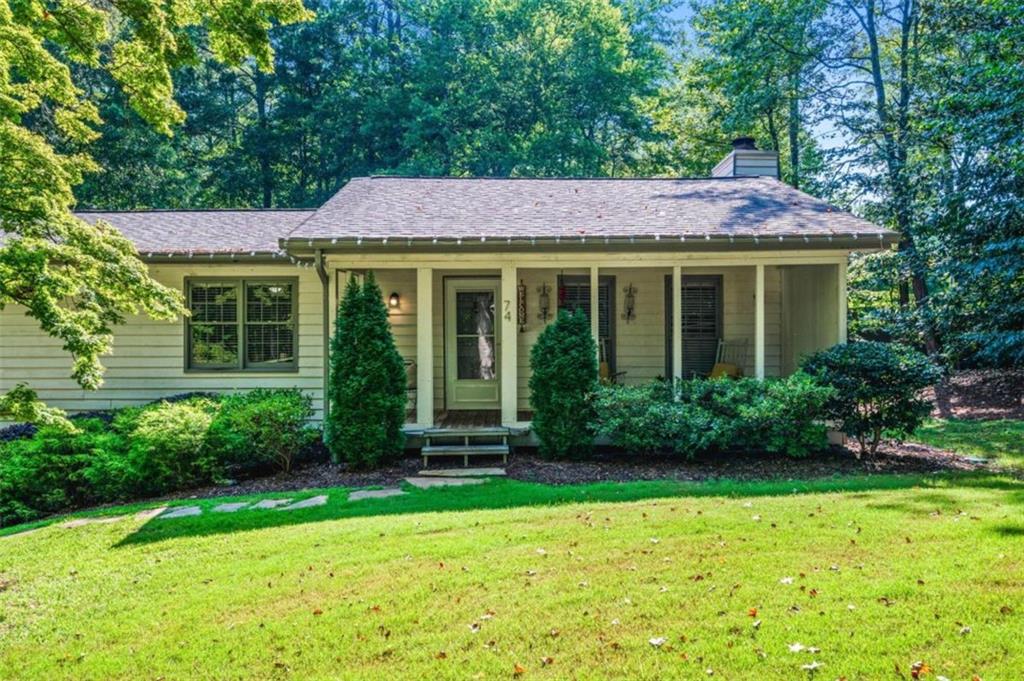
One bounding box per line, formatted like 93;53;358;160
445;278;500;410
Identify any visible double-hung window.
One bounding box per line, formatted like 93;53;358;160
186;279;298;372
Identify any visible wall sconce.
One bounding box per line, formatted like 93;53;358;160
388;291;400;308
537;283;551;323
621;283;637;323
517;279;527;332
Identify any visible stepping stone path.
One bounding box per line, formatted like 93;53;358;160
404;476;488;489
212;502;250;513
158;506;202;520
252;499;291;510
276;494;328;511
349;488;406;501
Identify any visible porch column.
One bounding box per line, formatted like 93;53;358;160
755;264;765;380
672;265;682;382
500;264;519;426
837;259;848;343
589;265;600;362
416;267;434;427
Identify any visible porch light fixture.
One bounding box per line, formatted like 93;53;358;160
537;283;552;323
621;283;637;323
388;291;401;308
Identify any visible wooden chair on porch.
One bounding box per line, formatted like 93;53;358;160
708;338;748;379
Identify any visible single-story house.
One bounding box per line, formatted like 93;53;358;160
1;139;897;441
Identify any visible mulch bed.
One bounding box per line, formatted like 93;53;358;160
926;369;1024;421
172;440;984;500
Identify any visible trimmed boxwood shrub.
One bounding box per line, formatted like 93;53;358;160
529;309;599;459
326;272;407;468
593;383;716;455
208;388;317;474
0;388;317;527
802;341;939;457
123;398;220;495
593;372;834;458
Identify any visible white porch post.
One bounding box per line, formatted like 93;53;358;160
755;264;766;380
415;267;434;427
672;265;682;382
500;264;519;426
837;259;848;343
589;265;600;362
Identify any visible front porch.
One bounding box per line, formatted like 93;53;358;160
330;251;849;431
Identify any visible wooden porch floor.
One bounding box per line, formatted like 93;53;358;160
429;410;533;428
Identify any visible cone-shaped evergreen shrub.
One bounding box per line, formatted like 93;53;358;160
326;272;406;467
529;309;598;458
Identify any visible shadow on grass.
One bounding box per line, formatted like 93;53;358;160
913;419;1024;468
109;472;1024;548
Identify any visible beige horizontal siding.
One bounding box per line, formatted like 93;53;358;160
0;264;325;424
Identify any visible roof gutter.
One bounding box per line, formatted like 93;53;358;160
313;249;330;428
279;232;899;254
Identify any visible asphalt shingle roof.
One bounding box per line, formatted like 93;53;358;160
287;176;894;243
75;209;314;255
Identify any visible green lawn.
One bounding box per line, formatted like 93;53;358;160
912;418;1024;469
1;474;1022;679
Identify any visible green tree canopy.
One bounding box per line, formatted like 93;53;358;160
0;0;310;419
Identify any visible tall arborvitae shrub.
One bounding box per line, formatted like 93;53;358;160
529;309;598;458
326;272;406;467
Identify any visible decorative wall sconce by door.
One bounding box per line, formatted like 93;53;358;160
537;283;552;323
621;283;637;323
517;279;527;332
388;291;401;308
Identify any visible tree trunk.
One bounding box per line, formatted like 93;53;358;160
255;73;273;209
787;69;800;189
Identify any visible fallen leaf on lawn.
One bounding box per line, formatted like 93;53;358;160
540;656;554;667
959;626;972;635
752;515;761;521
878;596;895;607
525;569;537;576
549;628;560;637
752;620;761;629
513;662;526;676
468;623;481;633
535;548;547;556
435;651;447;659
787;643;806;653
780;577;794;585
650;537;660;544
649;637;667;647
800;661;822;671
910;660;932;679
747;607;758;618
312;608;323;616
999;605;1013;615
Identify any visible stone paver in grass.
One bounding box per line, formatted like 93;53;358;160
61;515;127;529
158;506;202;520
212;502;250;513
417;467;506;477
349;488;407;501
404;476;488;489
276;495;329;511
251;499;291;510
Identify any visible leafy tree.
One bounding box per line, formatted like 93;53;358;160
529;309;599;459
0;0;311;421
802;342;939;458
326;273;406;467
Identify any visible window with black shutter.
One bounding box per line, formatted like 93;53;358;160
557;275;615;372
664;275;723;377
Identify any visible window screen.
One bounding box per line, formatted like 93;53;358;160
186;279;296;371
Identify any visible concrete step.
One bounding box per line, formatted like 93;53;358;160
418;467;507;477
423;427;509;438
422;444;509;456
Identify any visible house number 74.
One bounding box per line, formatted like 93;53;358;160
503;300;512;321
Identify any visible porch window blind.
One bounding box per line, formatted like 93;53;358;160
680;277;722;376
557;275;614;369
